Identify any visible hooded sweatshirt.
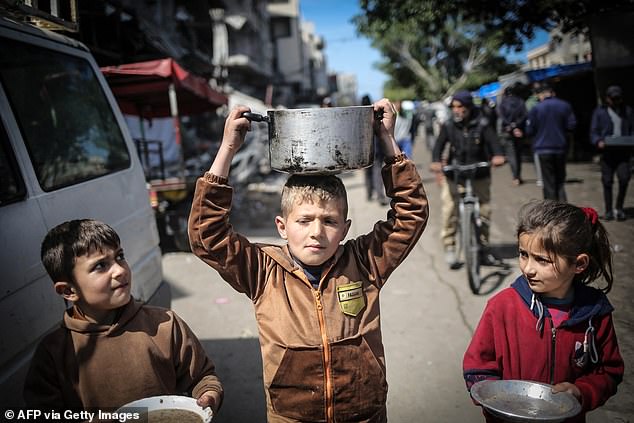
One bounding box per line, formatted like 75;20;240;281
24;299;223;410
463;276;624;422
188;157;428;423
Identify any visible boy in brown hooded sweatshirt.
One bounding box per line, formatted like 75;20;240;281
188;98;429;422
24;219;223;415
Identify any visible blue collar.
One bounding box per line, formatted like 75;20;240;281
511;275;613;327
541;291;574;306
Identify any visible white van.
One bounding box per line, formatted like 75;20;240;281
0;16;169;405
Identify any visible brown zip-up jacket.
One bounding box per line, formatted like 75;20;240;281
189;157;428;422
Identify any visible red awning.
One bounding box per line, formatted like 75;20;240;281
101;58;227;118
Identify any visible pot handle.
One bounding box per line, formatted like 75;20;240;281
241;112;270;123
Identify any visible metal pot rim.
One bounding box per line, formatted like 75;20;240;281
266;105;373;115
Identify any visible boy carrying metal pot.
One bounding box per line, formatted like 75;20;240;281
188;98;429;423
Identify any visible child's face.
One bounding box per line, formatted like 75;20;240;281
275;198;351;267
67;246;132;321
518;233;587;299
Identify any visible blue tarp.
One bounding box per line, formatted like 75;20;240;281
478;81;501;100
525;62;593;82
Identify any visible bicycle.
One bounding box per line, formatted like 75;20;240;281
442;161;490;294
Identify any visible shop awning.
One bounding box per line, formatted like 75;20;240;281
525;62;593;83
101;58;227;118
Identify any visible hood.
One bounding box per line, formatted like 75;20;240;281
261;243;346;288
452;90;474;109
511;275;613;327
62;299;143;336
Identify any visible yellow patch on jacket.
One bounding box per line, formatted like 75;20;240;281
337;282;365;316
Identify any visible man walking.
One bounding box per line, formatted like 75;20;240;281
590;85;634;221
497;83;528;186
525;84;576;201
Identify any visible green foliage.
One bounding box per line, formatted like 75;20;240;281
383;83;417;102
359;0;634;48
355;0;633;101
354;2;518;100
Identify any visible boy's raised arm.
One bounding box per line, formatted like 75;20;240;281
209;105;252;177
373;98;401;160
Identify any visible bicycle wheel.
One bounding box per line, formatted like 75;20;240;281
462;204;481;294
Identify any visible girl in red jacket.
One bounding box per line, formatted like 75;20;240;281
463;200;624;422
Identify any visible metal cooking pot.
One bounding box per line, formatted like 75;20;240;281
242;105;376;174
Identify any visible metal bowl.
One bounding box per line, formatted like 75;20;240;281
117;395;213;422
470;380;582;422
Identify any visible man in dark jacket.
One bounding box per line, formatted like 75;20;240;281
525;84;576;201
497;84;528;186
431;91;505;268
590;85;634;221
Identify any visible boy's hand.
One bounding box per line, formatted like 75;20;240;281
209;105;252;177
373;98;400;158
222;106;251;152
196;390;221;414
551;382;581;401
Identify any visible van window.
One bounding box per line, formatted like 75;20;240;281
0;38;130;191
0;122;25;205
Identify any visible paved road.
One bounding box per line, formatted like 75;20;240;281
163;138;633;422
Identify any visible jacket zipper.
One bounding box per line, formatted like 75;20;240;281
313;290;334;422
549;318;556;385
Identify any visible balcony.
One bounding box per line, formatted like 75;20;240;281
0;0;78;31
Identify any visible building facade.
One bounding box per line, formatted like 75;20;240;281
268;0;328;106
13;0;332;108
526;26;592;70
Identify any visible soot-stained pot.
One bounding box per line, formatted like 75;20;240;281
243;105;376;175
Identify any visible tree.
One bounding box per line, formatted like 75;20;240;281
358;0;634;51
353;4;517;100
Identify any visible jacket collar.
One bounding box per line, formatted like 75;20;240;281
511;275;613;327
62;298;142;336
261;243;346;289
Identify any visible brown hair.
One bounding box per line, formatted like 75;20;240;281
516;200;613;292
41;219;121;283
280;174;348;218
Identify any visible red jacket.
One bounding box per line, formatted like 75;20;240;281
463;276;624;422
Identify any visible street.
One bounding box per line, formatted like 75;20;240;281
163;138;633;422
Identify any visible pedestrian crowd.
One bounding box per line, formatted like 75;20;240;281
20;90;629;423
426;82;632;271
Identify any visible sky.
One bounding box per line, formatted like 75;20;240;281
299;0;386;102
299;0;549;101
